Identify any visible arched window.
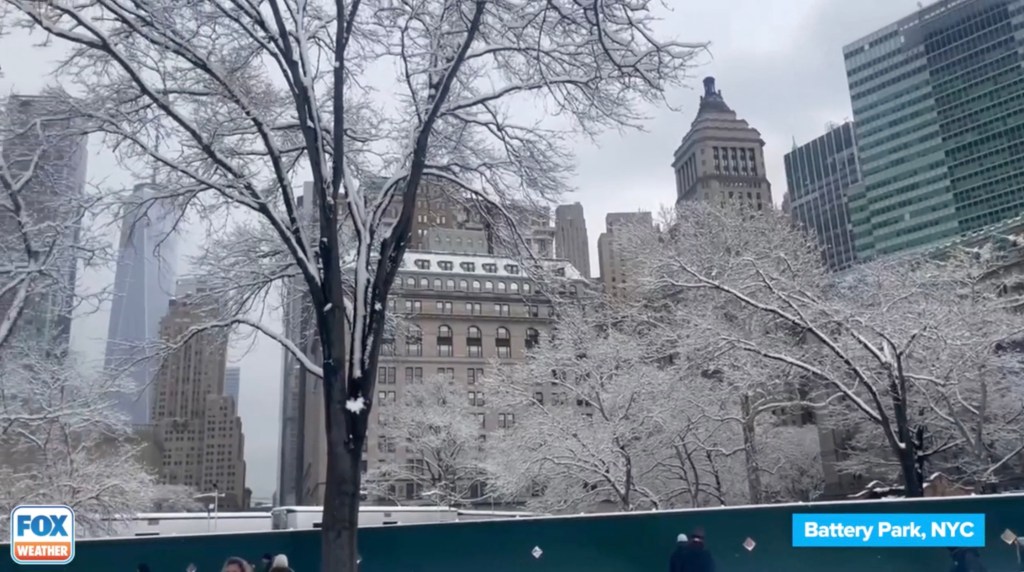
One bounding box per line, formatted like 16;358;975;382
419;277;429;288
484;280;494;292
523;283;532;294
467;326;483;358
497;281;507;293
446;279;455;290
437;325;453;357
495;327;511;359
525;328;540;350
433;278;443;290
406;326;422;357
510;282;519;293
406;277;415;288
459;279;469;291
472;280;481;292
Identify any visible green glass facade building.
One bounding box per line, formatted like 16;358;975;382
844;0;1024;259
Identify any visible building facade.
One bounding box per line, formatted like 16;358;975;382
783;122;862;271
224;366;240;405
104;183;179;425
150;282;247;509
297;249;583;505
0;95;87;353
597;212;653;298
671;77;772;208
844;0;1024;259
555;202;591;278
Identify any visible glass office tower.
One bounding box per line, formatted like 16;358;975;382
844;0;1024;259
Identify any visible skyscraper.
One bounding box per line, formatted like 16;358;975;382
151;280;247;509
555;203;591;278
844;0;1024;259
784;122;862;272
0;95;87;353
224;366;241;405
105;183;179;425
598;212;653;298
672;77;772;207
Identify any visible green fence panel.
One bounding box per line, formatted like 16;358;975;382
6;494;1023;571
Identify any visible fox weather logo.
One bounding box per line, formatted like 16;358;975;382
9;506;75;565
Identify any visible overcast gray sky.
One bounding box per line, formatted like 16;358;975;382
1;0;924;499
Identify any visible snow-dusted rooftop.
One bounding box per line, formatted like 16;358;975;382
399;251;585;281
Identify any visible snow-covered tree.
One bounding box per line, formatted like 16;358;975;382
0;350;162;537
364;373;487;507
2;1;701;565
484;301;684;512
632;201;1024;497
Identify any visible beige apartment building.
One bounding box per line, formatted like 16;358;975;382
298;247;584;505
671;77;772;208
597;211;653;298
150;283;247;509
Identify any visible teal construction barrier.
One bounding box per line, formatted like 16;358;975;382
5;494;1024;571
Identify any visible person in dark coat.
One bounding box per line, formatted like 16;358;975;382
948;547;987;572
670;529;715;572
669;533;689;572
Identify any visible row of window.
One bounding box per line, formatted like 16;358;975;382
377;367;488;386
399;275;534;294
412;259;522;275
401;299;551;318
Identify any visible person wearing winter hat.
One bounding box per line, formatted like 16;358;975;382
268;554;293;572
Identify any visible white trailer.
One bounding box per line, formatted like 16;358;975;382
105;512;272;537
270;506;539;530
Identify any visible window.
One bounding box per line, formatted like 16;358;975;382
377;435;396;452
467;367;484;385
496;304;511;316
377;390;397;405
497;281;507;293
504;264;520;274
417;214;428;223
525;328;540;350
469;391;485;406
433;278;443;290
472;280;481;292
533;391;544;405
510;282;519;293
446;279;455;290
466;302;482;315
498;413;515;428
437;325;453;357
461;262;476;272
496;327;511;359
484;280;494;291
526;304;539;317
436;301;453;314
467;326;483;358
419;277;429;288
404;367;423;384
459;279;469;291
378;367;396;385
405;277;415;288
414;259;431;270
387;299;396;312
406;326;423;356
482;263;498;273
404;300;422;314
523;283;532;294
438;261;454;271
475;413;486;428
437;368;454;382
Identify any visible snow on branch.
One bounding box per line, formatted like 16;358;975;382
625;201;1024;496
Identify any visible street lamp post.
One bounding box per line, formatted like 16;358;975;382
193;484;226;532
